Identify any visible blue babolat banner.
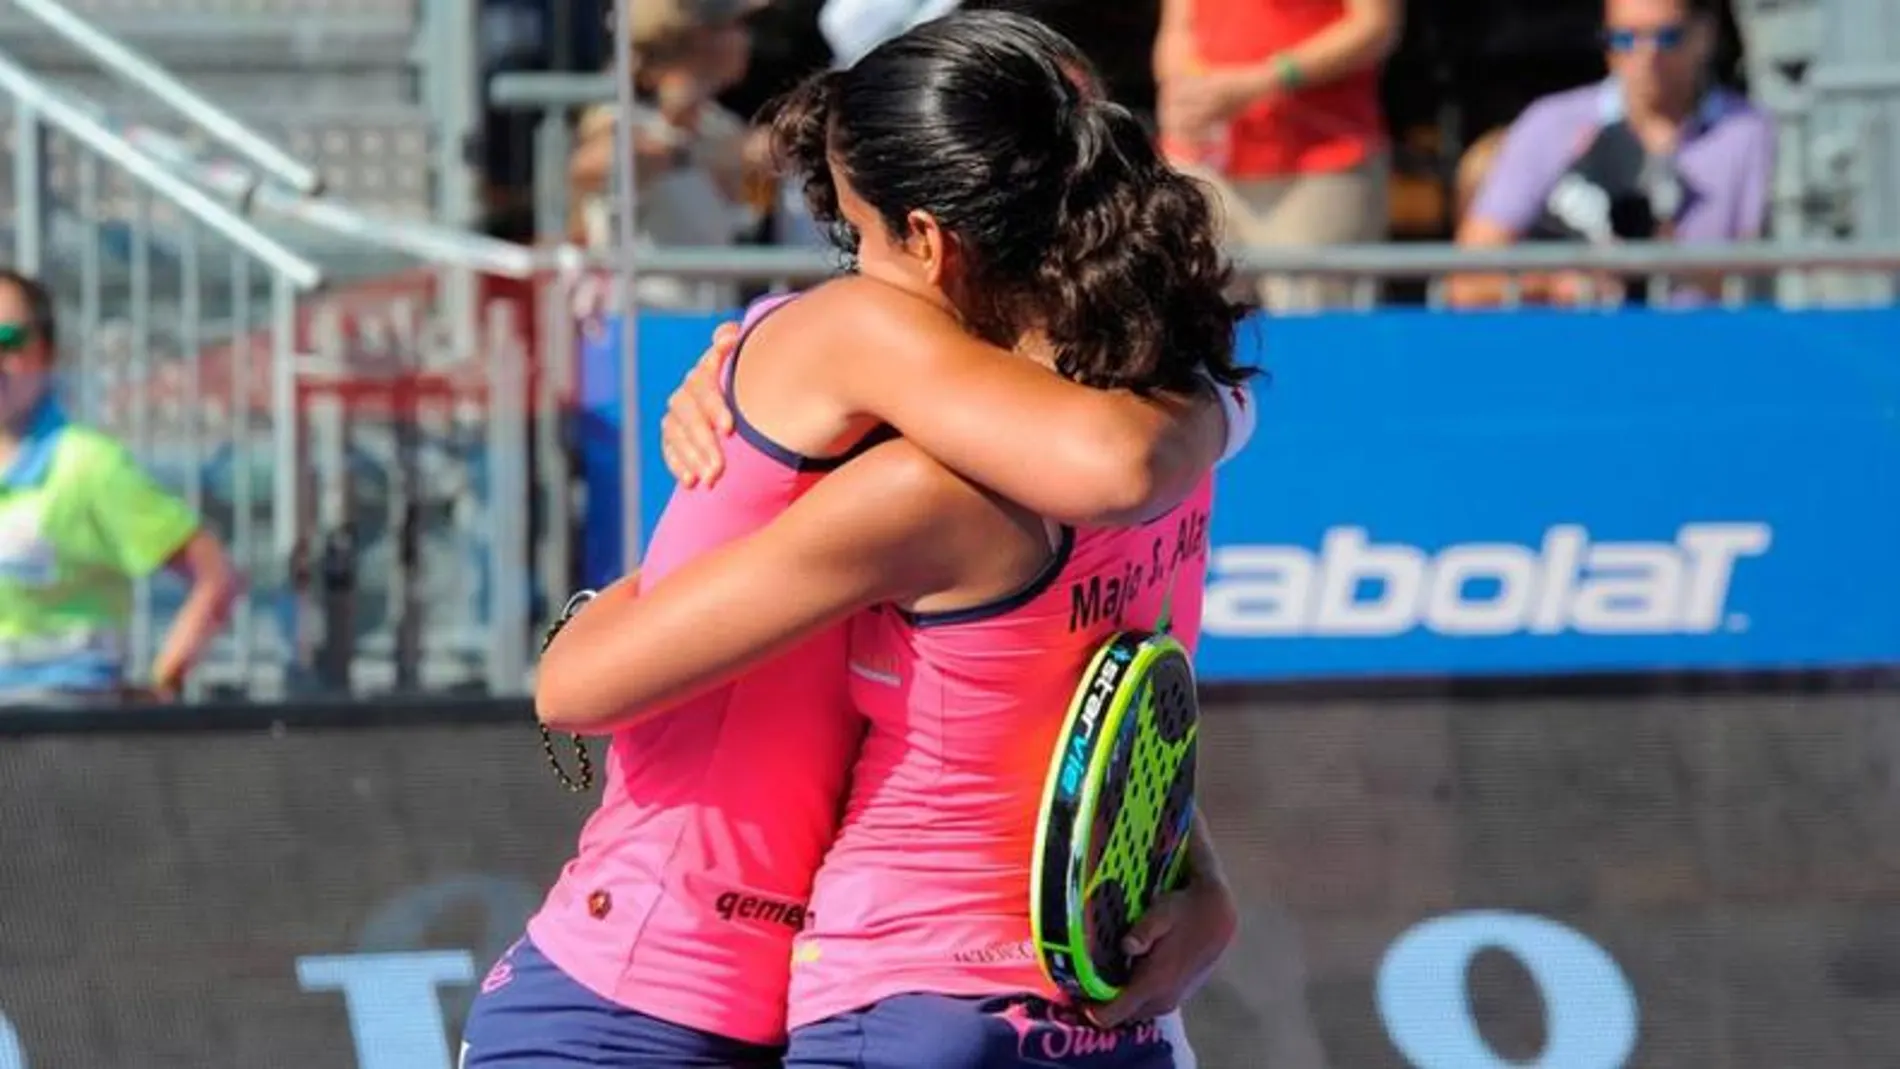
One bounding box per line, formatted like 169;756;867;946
579;307;1900;682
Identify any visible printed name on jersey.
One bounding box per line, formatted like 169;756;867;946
1067;507;1210;632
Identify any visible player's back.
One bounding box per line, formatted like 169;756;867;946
528;294;869;1045
788;474;1215;1027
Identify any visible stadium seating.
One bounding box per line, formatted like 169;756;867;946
0;0;436;220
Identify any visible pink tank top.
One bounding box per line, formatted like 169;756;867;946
528;295;876;1044
786;478;1216;1028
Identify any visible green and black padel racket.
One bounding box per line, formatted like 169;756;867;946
1030;630;1200;1002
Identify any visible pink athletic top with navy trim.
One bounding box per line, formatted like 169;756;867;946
786;477;1217;1028
527;294;877;1045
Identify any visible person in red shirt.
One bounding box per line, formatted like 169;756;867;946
1154;0;1400;309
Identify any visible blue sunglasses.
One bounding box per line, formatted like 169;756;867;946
1604;24;1688;51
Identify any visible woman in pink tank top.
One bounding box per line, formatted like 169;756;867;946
535;12;1255;1069
464;19;1250;1069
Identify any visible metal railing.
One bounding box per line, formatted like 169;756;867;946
9;0;492;267
8;0;322;194
487;69;1900;318
526;240;1900;310
94;107;537;281
535;239;1900;277
489;72;614;247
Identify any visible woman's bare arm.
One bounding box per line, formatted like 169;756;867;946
662;279;1233;526
152;529;243;696
1270;0;1401;90
829;282;1227;525
536;440;970;733
1153;0;1198;84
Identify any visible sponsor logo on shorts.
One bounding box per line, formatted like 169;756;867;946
479;939;522;995
479;959;514;995
713;890;811;931
993;1000;1167;1065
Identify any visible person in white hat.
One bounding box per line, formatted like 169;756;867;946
818;0;958;67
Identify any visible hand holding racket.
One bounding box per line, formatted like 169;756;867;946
1088;845;1238;1027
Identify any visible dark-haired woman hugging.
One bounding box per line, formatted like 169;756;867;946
482;11;1257;1069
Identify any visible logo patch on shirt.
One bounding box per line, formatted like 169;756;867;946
847;653;901;687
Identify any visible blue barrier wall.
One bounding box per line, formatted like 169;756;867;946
580;307;1900;681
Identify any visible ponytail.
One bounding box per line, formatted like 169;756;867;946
1038;98;1251;394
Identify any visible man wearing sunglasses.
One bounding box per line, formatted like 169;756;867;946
1450;0;1773;307
0;270;241;705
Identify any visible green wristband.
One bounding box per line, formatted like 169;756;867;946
1273;53;1304;91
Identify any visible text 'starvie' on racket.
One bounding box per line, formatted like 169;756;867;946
1032;631;1200;1002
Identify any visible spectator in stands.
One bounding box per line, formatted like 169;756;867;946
569;0;772;309
1154;0;1400;311
1456;128;1510;224
975;0;1170;123
1450;0;1774;307
478;0;610;241
718;0;837;253
0;271;241;705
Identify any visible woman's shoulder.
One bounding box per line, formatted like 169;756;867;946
786;276;968;341
749;278;1021;410
743;277;924;341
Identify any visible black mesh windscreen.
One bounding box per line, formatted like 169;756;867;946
2;689;1897;1068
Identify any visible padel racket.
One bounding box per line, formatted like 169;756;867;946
1031;631;1200;1002
538;590;598;792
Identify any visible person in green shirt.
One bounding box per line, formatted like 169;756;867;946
0;269;242;703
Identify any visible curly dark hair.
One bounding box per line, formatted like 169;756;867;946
766;10;1254;395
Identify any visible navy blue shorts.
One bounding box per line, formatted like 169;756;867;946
460;936;783;1069
784;995;1195;1069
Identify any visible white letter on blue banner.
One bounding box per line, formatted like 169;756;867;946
0;1011;24;1069
298;951;475;1069
1376;910;1638;1069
